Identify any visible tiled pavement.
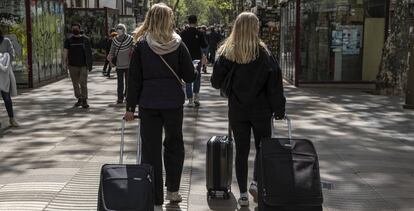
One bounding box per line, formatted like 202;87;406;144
0;67;413;210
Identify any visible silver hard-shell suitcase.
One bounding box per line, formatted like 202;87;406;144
206;124;233;200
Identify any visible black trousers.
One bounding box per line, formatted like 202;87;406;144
229;109;272;193
208;47;217;63
102;59;112;73
139;107;185;205
116;68;128;101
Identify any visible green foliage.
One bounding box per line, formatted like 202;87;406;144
157;0;233;26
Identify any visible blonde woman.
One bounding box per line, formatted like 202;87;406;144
211;12;286;207
124;3;196;207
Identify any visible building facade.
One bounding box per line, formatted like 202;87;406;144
64;0;135;16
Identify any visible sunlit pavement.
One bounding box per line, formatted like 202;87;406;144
0;66;413;211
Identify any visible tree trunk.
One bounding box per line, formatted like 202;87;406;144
173;0;180;26
173;0;180;13
377;0;410;96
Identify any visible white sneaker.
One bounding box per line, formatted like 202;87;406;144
9;118;19;127
166;191;182;203
187;98;194;107
249;181;258;203
238;195;249;207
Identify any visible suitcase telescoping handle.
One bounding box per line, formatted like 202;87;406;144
272;115;292;140
228;121;233;141
120;115;141;165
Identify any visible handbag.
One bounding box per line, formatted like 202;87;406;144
220;65;235;98
111;37;126;66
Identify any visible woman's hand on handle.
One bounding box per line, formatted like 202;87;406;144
274;112;286;120
124;111;135;122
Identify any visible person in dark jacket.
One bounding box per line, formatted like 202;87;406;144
102;28;116;76
124;3;196;208
211;12;286;207
180;15;208;107
64;23;93;108
207;26;222;64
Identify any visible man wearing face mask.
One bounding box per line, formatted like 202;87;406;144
64;23;93;108
107;24;133;104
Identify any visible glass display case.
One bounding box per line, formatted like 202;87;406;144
31;0;65;85
0;0;65;88
0;0;29;86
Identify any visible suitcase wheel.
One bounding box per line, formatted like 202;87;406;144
207;190;213;200
223;192;230;200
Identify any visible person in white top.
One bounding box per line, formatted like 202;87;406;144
0;28;19;127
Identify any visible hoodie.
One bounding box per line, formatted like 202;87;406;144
126;33;196;112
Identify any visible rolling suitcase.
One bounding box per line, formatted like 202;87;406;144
258;117;323;211
97;117;154;211
206;124;233;200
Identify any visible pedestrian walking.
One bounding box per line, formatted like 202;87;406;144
207;26;222;64
64;23;93;109
107;24;133;104
124;3;196;208
0;29;19;128
199;25;209;74
102;28;116;77
211;12;286;207
180;15;208;107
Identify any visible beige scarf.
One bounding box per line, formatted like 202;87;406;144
146;32;182;55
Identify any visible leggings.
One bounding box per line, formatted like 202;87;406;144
1;91;14;118
229;109;272;193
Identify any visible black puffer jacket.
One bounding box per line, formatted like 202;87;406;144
127;40;196;112
211;48;286;116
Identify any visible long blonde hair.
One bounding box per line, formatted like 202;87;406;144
217;12;266;64
133;3;175;43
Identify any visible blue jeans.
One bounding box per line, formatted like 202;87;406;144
186;61;201;99
1;91;14;118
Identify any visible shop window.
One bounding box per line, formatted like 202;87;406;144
300;0;367;82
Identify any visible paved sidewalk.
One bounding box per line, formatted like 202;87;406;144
0;67;413;211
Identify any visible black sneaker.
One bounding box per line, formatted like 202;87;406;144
82;99;90;109
74;99;82;107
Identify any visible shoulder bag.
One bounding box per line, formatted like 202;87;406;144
220;65;235;98
159;55;186;93
112;37;126;66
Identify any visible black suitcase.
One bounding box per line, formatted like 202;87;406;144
206;126;233;200
258;117;323;211
98;117;154;211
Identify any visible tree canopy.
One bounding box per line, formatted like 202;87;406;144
154;0;233;26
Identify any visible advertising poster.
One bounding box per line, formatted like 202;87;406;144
342;25;363;55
